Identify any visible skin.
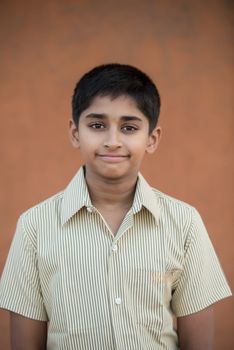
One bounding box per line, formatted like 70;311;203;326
10;95;214;349
177;306;214;350
10;312;47;350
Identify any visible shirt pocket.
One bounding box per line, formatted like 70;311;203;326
124;267;165;332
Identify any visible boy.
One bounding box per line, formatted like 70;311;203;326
0;64;232;350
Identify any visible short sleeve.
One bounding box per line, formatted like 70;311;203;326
0;215;48;321
171;208;232;317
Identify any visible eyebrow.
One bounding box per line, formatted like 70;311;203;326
84;113;143;122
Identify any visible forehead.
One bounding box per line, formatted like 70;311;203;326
79;95;148;121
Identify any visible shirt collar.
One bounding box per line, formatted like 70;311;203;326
61;167;92;225
131;173;160;223
61;167;160;225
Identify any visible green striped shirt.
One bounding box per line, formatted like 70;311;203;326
0;167;232;349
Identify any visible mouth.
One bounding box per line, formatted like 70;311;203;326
97;154;130;163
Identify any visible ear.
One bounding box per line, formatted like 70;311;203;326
146;126;162;154
69;119;80;148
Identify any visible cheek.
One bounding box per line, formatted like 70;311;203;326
78;137;100;159
79;133;96;146
128;138;149;153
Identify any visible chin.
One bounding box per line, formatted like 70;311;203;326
101;170;126;180
98;167;130;180
87;163;137;181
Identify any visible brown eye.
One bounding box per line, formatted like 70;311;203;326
122;125;138;133
89;123;105;129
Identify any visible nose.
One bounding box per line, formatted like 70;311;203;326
103;129;122;149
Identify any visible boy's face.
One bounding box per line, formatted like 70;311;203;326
69;95;161;181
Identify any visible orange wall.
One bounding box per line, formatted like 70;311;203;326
0;1;233;349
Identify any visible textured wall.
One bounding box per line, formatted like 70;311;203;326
0;0;233;349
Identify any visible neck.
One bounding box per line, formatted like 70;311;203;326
84;168;138;210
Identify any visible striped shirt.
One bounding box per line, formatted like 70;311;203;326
0;167;232;349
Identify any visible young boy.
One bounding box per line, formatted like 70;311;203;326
0;64;232;350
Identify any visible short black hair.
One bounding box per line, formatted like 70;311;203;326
72;63;161;133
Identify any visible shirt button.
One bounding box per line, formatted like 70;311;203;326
112;244;118;252
86;206;93;213
115;297;122;305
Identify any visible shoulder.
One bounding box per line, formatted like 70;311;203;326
153;187;197;218
19;190;65;233
151;187;202;240
153;188;193;209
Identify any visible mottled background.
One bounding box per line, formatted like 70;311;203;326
0;0;233;348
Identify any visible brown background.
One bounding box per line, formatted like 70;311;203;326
0;0;233;349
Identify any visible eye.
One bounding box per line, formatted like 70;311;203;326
122;125;138;133
89;123;105;129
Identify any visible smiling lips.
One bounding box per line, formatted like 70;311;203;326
97;154;130;162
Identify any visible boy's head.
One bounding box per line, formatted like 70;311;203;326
72;63;161;134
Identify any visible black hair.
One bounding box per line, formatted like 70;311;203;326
72;63;161;133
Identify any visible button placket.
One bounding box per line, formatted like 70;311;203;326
112;244;118;252
115;297;122;305
107;239;125;347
